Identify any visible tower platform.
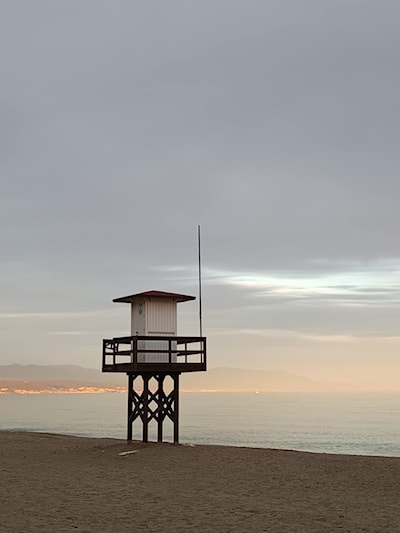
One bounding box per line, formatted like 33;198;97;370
102;334;206;373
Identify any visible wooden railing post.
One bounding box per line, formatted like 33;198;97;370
133;336;138;369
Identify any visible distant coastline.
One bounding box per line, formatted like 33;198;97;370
0;380;126;395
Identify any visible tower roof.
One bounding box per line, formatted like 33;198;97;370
113;290;196;304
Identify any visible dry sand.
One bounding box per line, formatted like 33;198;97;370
1;432;400;532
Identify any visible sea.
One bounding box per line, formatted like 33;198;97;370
1;392;400;457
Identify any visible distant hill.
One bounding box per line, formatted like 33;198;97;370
0;364;125;384
0;364;125;394
181;368;400;392
0;364;328;393
1;364;380;393
181;367;330;392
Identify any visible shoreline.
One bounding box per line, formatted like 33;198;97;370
2;428;400;459
2;431;400;532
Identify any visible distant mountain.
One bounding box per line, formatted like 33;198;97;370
182;368;400;392
0;364;362;393
0;364;325;392
0;364;126;394
181;367;332;392
0;364;125;385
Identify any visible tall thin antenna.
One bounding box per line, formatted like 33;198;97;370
198;224;203;337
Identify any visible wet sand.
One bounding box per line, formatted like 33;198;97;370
1;431;400;532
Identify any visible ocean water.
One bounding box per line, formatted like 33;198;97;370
1;392;400;457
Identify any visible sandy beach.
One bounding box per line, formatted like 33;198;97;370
1;432;400;532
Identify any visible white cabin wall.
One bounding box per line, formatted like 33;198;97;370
146;299;177;335
136;298;178;363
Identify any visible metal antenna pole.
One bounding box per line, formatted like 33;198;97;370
198;224;203;338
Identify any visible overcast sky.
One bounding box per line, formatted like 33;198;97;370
1;1;400;385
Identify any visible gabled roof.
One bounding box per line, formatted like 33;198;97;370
113;290;196;304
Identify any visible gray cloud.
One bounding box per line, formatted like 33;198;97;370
1;1;400;381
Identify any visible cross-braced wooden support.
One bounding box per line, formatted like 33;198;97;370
127;373;180;444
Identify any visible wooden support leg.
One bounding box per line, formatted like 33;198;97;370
157;374;165;443
126;372;181;444
173;374;180;444
127;373;133;441
142;375;149;443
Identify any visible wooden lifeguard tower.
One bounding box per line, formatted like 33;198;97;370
102;290;206;443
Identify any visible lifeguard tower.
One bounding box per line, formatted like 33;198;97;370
102;290;206;443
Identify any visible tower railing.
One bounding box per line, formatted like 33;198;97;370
102;335;206;372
